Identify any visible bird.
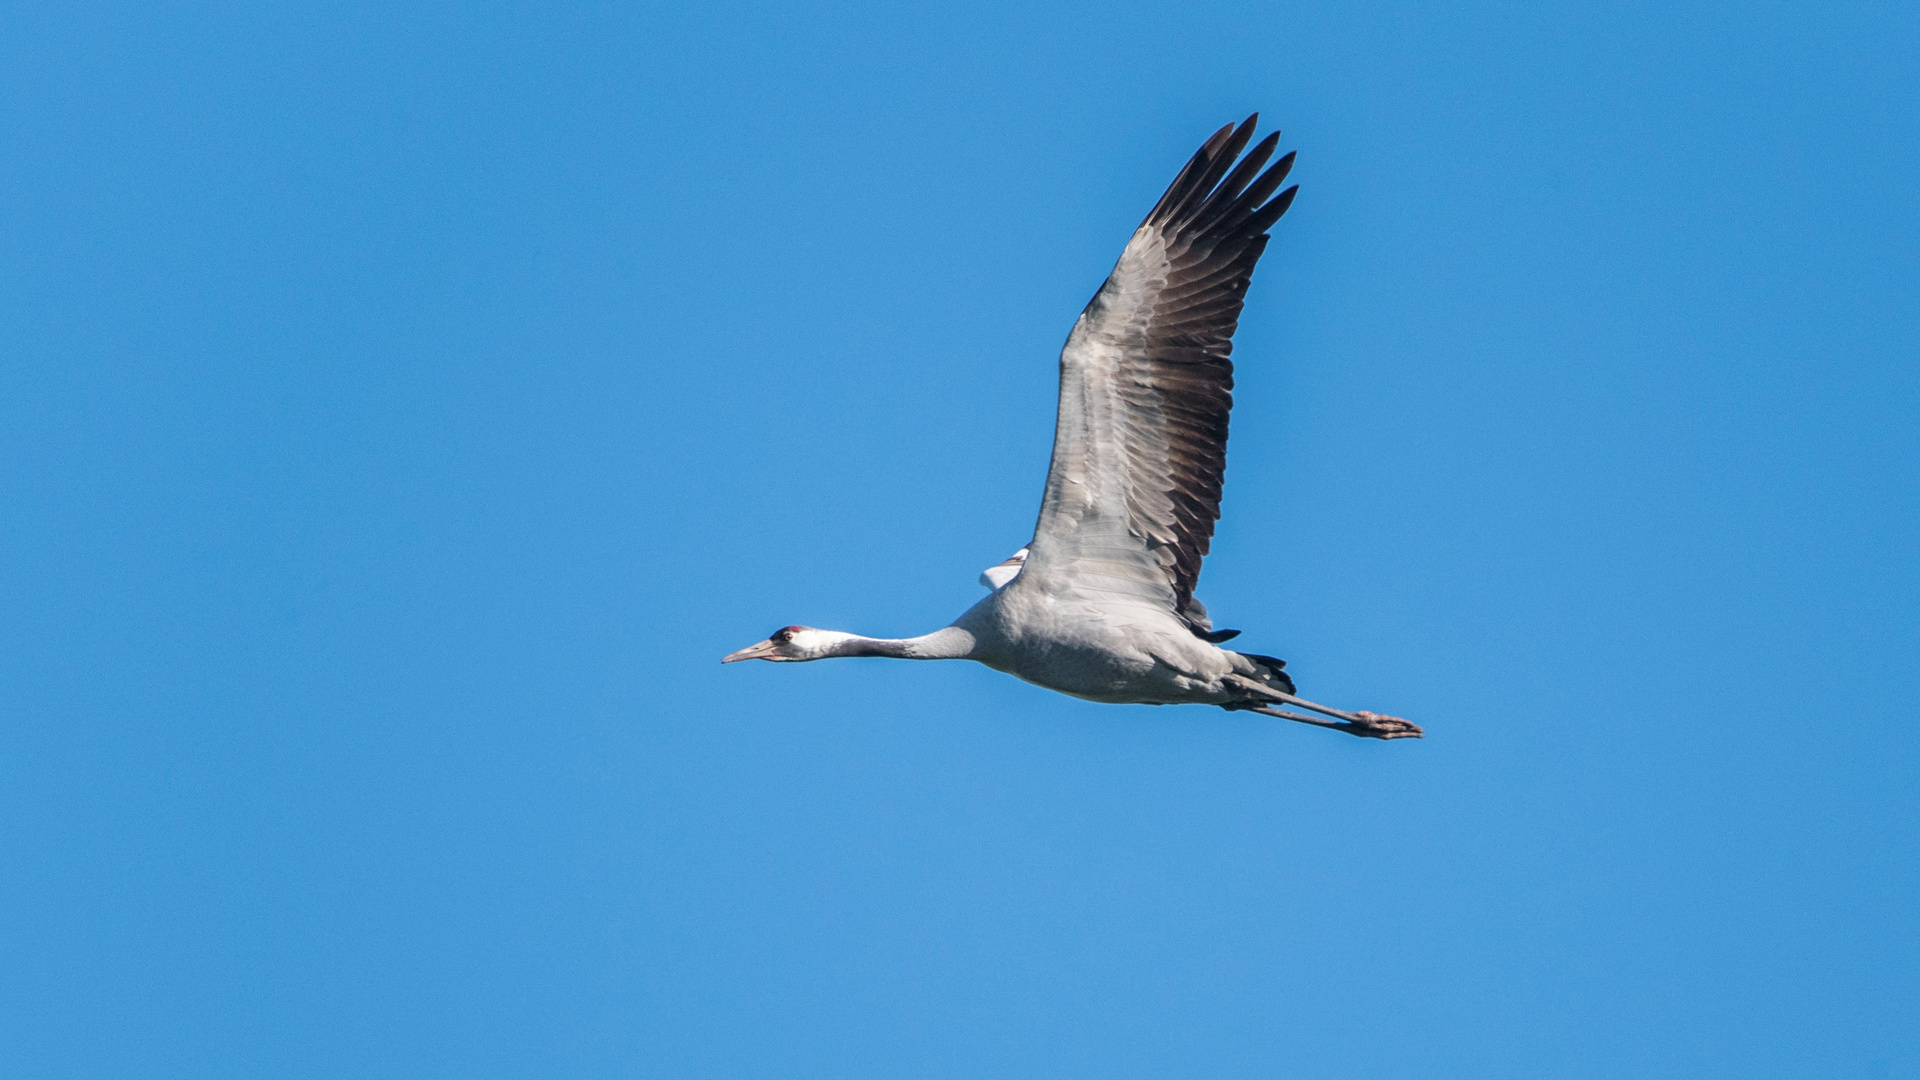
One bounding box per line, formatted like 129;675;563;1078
723;116;1421;740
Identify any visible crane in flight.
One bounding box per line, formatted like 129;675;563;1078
724;116;1420;740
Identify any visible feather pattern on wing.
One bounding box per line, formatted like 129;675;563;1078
1016;116;1297;630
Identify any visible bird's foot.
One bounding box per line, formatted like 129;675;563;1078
1338;711;1423;740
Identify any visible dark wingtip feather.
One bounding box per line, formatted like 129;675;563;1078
1239;185;1298;238
1145;122;1236;226
1268;150;1297;189
1197;133;1282;228
1266;184;1299;223
1179;122;1258;222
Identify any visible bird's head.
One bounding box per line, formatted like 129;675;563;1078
721;625;846;663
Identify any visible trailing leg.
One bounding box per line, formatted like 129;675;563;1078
1222;675;1423;740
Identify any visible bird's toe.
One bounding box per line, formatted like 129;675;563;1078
1346;711;1424;739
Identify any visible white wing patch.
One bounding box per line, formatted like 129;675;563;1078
978;548;1029;591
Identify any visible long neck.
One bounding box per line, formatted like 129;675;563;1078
827;626;976;660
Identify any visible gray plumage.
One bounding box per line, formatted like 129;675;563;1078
724;117;1420;740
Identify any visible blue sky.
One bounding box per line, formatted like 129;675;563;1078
3;1;1916;1076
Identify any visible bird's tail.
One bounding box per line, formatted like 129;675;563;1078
1230;652;1297;697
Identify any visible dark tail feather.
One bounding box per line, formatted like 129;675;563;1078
1233;652;1297;696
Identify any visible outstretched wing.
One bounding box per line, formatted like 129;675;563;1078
1015;116;1296;630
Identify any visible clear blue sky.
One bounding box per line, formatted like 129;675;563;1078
3;1;1915;1077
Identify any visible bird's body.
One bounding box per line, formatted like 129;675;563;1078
725;116;1420;740
958;585;1232;706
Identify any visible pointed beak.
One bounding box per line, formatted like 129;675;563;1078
722;639;780;664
